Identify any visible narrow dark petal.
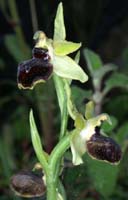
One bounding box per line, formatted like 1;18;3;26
32;47;50;61
17;58;53;89
10;171;46;198
86;134;122;164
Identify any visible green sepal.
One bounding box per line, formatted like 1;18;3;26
54;40;81;56
85;101;95;119
74;113;85;130
54;2;66;41
53;55;88;83
70;129;86;165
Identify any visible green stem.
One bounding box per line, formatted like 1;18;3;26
49;134;72;177
38;75;69;200
46;169;58;200
53;75;69;139
59;94;68;139
46;134;72;200
64;79;78;120
8;0;30;57
29;0;38;33
53;75;65;116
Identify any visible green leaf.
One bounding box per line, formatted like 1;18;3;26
54;40;81;56
29;110;44;155
29;110;48;172
105;94;128;122
4;35;30;62
72;86;92;114
85;101;95;119
57;192;64;200
116;123;128;148
84;154;119;197
103;72;128;95
74;51;80;64
83;48;103;75
72;86;92;100
53;55;88;83
54;2;66;41
94;63;117;81
92;64;116;91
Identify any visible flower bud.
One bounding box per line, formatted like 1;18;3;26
10;171;46;198
86;133;122;164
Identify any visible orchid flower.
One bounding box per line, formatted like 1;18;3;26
17;3;88;89
70;101;122;165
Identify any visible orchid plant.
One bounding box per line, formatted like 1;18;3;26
10;3;122;200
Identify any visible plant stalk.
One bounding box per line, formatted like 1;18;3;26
8;0;30;57
46;134;72;200
46;169;58;200
45;75;70;200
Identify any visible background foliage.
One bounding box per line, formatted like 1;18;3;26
0;0;128;199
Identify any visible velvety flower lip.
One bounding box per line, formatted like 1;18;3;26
17;58;53;89
10;171;46;198
32;47;50;61
86;133;122;164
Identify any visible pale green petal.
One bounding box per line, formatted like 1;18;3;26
80;114;111;142
54;3;66;41
53;55;88;83
74;113;85;130
54;40;81;56
70;130;86;165
85;101;95;119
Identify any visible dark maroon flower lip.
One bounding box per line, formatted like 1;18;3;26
10;170;46;198
86;133;122;164
17;58;53;89
32;47;50;60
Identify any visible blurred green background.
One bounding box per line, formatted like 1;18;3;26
0;0;128;199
